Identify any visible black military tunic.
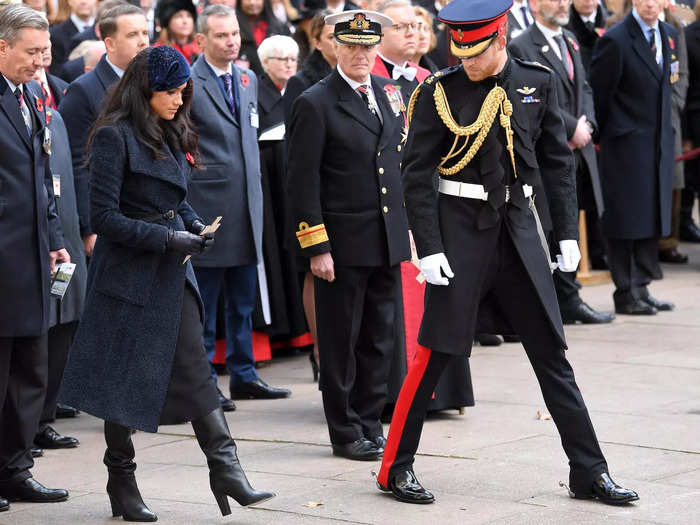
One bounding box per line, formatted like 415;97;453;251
403;58;578;355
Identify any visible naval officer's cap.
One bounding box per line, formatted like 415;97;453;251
324;10;394;46
438;0;513;59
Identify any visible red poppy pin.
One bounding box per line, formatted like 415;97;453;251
185;152;195;165
45;109;52;125
669;37;675;50
595;28;605;38
383;84;397;95
36;97;44;113
241;72;250;87
568;36;579;52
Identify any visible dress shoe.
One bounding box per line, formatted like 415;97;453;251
332;438;381;461
231;378;290;400
55;404;80;418
680;220;700;243
561;302;615;325
31;447;43;458
35;425;79;449
574;473;639;505
386;470;434;504
659;248;688;264
476;334;502;346
1;478;68;503
0;497;8;511
615;299;657;315
371;436;386;453
217;388;236;412
502;335;521;343
642;295;674;311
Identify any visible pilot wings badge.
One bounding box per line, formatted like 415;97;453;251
517;86;536;95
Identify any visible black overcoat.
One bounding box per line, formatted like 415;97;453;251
0;81;64;337
58;123;204;433
403;60;577;356
509;25;604;217
590;13;677;239
287;69;411;267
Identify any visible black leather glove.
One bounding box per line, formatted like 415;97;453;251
167;229;206;255
190;219;206;235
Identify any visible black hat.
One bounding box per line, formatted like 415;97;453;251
155;0;197;31
295;0;326;22
438;0;512;59
325;10;393;46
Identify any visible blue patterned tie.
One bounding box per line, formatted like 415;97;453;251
14;87;31;137
220;73;238;120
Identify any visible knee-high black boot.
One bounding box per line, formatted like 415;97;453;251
191;408;275;516
104;422;157;522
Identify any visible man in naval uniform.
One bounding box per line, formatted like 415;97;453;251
287;10;411;461
374;0;638;506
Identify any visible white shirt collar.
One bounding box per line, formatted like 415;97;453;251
105;56;125;78
337;64;370;91
580;12;597;24
3;75;20;94
70;13;94;33
535;20;563;40
205;57;233;78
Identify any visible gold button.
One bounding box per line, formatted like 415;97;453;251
381;187;387;194
397;145;402;152
383;206;389;213
378;167;384;174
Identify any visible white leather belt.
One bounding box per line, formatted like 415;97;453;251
438;178;533;202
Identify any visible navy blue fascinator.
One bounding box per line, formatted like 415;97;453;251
148;46;191;91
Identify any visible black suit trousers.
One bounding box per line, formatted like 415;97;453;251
379;225;608;492
607;237;660;303
40;320;79;427
315;264;399;444
0;334;48;483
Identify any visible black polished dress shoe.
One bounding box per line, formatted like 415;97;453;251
476;334;502;346
331;438;381;461
615;299;657;315
35;425;79;449
642;295;674;311
574;473;639;505
680;220;700;243
1;478;68;503
31;447;43;458
231;378;291;400
386;470;434;504
0;497;8;511
659;248;689;264
561;302;615;325
371;436;386;453
55;404;80;419
217;387;236;412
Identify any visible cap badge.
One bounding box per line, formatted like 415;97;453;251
349;13;370;30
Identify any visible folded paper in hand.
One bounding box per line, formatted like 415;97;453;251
51;262;76;299
183;216;222;264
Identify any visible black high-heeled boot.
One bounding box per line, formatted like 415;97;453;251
309;352;319;382
104;422;157;522
191;408;275;516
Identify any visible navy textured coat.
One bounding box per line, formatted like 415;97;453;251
58;123;204;432
590;13;677;239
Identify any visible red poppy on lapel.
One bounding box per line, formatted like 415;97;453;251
45;109;52;125
567;36;579;52
595;28;605;37
36;96;44;113
185;152;195;165
241;72;250;87
669;37;675;50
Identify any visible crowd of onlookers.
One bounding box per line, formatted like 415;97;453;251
2;0;700;511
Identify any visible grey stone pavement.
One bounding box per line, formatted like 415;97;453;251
3;244;700;525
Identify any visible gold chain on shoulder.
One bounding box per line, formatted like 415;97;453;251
432;81;518;177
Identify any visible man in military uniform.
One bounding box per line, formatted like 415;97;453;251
287;10;411;461
375;0;638;506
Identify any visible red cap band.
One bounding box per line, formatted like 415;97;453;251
449;13;507;44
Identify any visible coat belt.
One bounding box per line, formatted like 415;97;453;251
123;209;178;222
438;179;533;201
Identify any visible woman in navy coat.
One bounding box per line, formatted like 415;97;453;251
58;47;274;521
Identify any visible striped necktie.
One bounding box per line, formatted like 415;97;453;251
14;87;32;137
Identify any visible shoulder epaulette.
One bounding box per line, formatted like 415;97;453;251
513;58;552;73
423;64;462;85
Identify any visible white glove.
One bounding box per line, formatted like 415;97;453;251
556;240;581;272
419;253;454;286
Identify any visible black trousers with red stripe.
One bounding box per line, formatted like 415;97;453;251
378;228;608;494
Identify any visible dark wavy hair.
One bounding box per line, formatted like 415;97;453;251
88;47;199;164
